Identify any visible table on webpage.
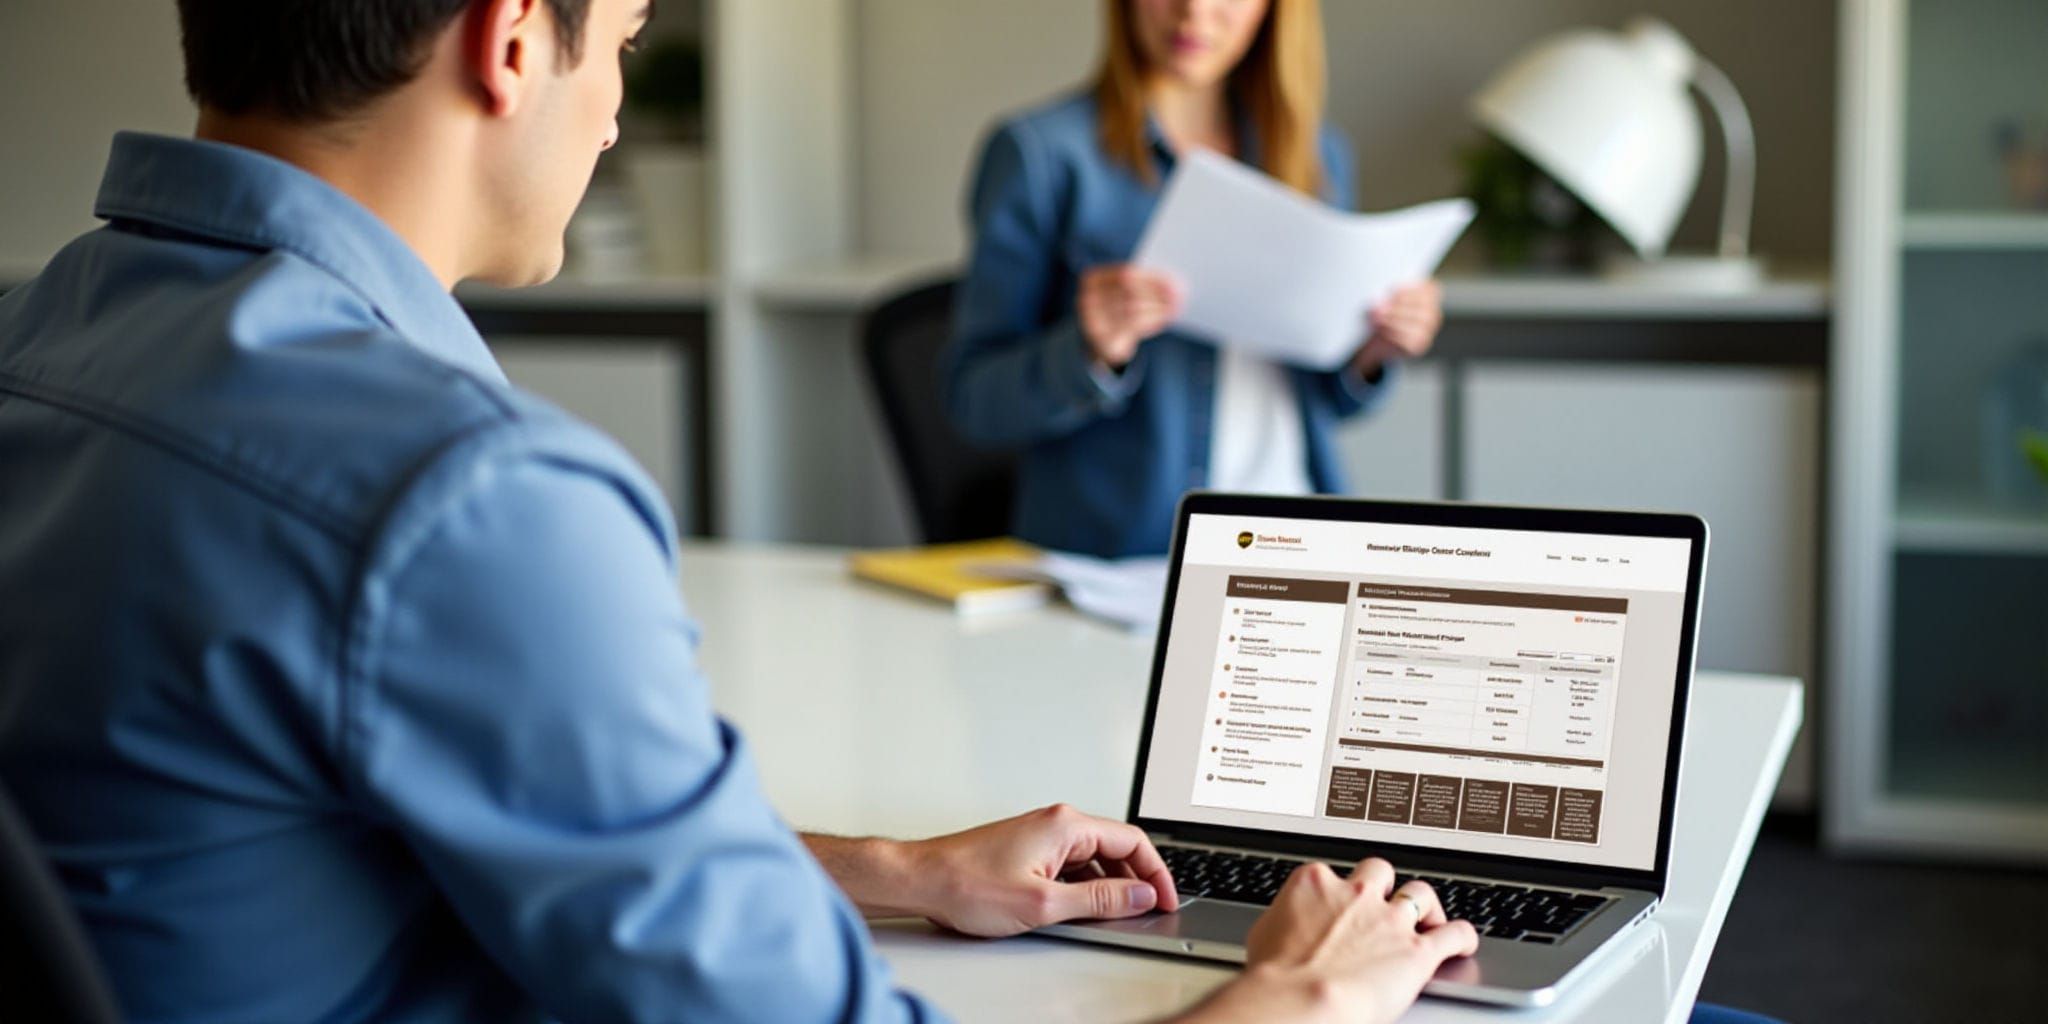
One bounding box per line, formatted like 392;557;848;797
1328;582;1625;844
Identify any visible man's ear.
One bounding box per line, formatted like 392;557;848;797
471;0;546;117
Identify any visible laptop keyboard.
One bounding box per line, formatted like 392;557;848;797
1158;846;1612;943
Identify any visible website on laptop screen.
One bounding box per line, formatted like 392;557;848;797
1137;512;1695;873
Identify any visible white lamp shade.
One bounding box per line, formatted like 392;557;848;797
1471;20;1703;258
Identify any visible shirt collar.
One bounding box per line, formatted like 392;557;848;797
92;132;505;384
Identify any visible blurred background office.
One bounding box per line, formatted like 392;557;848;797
1;1;2043;1021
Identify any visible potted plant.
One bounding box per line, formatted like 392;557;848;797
619;36;710;277
1457;136;1599;271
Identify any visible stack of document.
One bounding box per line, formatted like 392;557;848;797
1132;149;1474;369
969;552;1169;633
849;536;1171;630
847;540;1166;630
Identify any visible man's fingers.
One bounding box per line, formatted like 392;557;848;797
1058;815;1151;868
1391;880;1445;929
1059;859;1107;883
1421;918;1481;960
1349;857;1396;899
1038;877;1159;924
1275;859;1325;899
1057;814;1179;913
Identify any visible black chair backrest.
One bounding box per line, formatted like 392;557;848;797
861;279;1018;543
0;784;122;1023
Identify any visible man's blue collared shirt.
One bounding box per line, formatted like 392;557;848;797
0;133;939;1023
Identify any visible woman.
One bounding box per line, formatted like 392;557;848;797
942;0;1442;558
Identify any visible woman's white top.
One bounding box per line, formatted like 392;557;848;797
1207;345;1313;494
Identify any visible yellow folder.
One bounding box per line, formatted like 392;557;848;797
848;538;1051;615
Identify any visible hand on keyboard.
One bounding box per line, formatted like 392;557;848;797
1172;857;1477;1024
897;803;1180;937
1159;846;1608;943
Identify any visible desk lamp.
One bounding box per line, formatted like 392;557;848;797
1471;17;1762;289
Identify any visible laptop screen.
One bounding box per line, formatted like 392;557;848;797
1134;507;1698;874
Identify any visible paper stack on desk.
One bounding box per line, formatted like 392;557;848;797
1132;149;1474;370
968;552;1169;632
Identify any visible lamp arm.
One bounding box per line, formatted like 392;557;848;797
1688;57;1756;259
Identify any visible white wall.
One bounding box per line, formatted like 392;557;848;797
852;0;1837;267
0;1;194;273
852;0;1100;259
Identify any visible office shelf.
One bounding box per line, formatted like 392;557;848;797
1894;490;2048;555
753;255;954;312
456;274;716;312
741;260;1834;321
1439;270;1831;321
1901;212;2048;250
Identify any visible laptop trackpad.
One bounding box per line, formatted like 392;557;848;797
1082;900;1264;945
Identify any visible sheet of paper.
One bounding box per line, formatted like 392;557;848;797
1131;150;1475;370
968;553;1169;633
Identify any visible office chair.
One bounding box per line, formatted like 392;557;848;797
860;278;1018;543
0;783;123;1023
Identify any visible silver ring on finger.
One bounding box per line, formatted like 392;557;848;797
1391;891;1424;925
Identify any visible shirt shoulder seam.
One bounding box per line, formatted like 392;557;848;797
331;417;659;807
0;369;364;546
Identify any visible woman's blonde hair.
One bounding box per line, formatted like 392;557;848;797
1094;0;1328;195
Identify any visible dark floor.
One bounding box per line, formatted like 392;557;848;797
1697;814;2048;1023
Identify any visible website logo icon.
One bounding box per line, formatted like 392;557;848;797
1237;531;1254;549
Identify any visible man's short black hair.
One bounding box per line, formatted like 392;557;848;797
176;0;593;123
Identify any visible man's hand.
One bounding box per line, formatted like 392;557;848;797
804;804;1178;938
907;803;1180;936
1175;857;1477;1024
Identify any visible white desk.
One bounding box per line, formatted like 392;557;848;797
680;542;1803;1024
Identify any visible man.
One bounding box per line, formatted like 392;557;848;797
0;1;1475;1020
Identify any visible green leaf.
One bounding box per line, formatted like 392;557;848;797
2023;430;2048;484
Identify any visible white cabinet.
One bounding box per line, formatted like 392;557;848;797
1829;0;2048;858
489;339;694;532
1333;363;1447;502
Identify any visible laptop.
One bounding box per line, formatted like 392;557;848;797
1040;493;1708;1007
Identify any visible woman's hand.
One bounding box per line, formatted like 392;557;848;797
1078;264;1183;370
1174;857;1477;1024
1353;279;1443;378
